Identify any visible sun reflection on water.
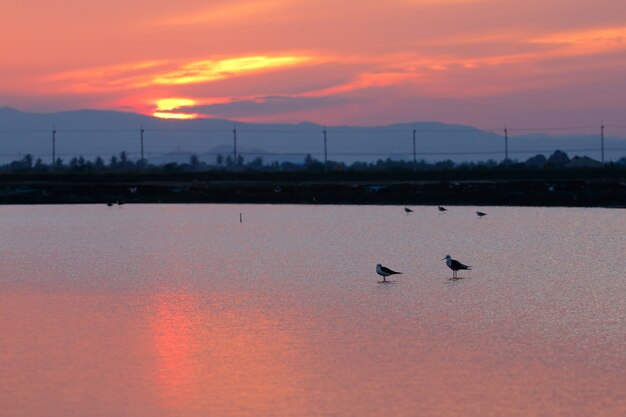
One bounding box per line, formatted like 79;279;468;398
149;290;307;414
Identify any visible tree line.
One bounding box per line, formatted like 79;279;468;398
2;150;625;174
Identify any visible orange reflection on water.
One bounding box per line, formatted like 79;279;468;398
150;290;307;415
151;292;198;406
0;291;159;417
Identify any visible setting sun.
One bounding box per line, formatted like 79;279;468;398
1;0;625;127
153;98;200;119
0;1;626;417
153;112;200;120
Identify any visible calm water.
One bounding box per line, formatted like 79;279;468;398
0;204;624;417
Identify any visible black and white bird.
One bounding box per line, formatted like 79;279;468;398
106;201;114;207
376;264;402;283
404;207;413;214
476;211;487;217
438;206;447;212
442;255;471;278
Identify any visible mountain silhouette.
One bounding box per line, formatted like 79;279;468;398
0;107;623;164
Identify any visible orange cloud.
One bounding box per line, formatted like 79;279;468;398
159;0;286;26
404;0;485;4
302;71;423;98
149;56;313;86
47;55;315;93
531;26;626;55
48;60;169;93
50;60;167;82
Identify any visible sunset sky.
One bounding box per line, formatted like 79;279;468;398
1;0;625;127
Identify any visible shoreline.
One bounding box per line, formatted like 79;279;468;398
1;177;625;207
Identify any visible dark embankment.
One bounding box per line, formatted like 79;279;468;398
1;169;625;207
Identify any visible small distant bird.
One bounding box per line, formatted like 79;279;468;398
116;200;125;207
274;186;282;193
106;201;114;207
438;206;447;212
442;255;471;279
404;207;413;214
129;187;138;194
476;211;487;217
376;264;402;283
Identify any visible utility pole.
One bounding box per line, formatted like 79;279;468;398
412;125;417;171
233;123;238;165
504;124;509;162
52;125;56;168
601;121;605;164
140;124;145;166
323;127;328;171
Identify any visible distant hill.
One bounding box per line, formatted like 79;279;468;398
0;107;624;164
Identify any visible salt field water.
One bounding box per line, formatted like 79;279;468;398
0;204;624;417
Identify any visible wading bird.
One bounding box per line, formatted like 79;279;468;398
438;206;447;212
476;211;487;217
376;264;402;283
442;255;471;279
404;207;413;214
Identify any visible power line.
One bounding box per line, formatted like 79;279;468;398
233;123;237;163
507;125;599;132
0;129;50;133
143;128;231;133
1;122;625;165
2;123;623;134
52;126;56;166
4;148;625;159
323;127;328;170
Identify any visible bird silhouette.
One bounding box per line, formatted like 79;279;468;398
442;255;471;279
376;264;402;283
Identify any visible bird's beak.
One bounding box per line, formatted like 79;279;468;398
440;258;445;261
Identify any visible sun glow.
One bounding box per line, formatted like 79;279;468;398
153;98;199;119
153;112;200;120
156;98;196;110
